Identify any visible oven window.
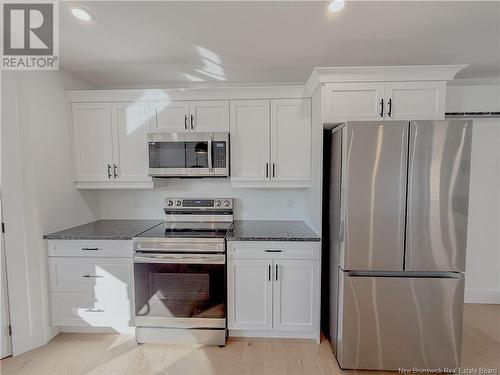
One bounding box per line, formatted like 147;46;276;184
149;142;209;169
134;263;225;319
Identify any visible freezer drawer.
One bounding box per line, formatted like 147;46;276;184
336;272;464;370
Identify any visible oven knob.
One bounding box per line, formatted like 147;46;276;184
176;200;182;206
223;200;230;207
167;200;174;206
215;200;222;207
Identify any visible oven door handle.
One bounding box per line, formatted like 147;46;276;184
134;254;225;264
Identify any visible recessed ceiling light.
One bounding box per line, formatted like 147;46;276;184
71;7;92;21
329;0;345;13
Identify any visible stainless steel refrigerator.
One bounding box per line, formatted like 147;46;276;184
323;120;472;370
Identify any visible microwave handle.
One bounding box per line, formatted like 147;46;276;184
208;136;213;172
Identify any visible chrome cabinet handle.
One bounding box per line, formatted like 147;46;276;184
184;114;188;130
113;164;118;178
81;247;100;251
379;99;384;118
265;249;282;253
190;115;194;130
388;98;392;117
82;274;103;278
85;308;104;313
275;264;279;281
107;164;111;178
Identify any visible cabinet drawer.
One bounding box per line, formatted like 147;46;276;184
227;241;320;259
49;257;132;293
51;292;133;330
48;240;133;257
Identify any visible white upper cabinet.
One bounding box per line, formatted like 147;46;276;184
190;100;229;132
111;103;152;182
230;100;271;182
151;100;229;132
323;81;446;122
384;81;445;120
72;102;153;189
151;101;189;132
271;99;311;182
230;99;311;187
72;103;114;182
323;82;385;122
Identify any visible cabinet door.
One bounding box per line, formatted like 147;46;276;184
72;103;113;181
384;82;446;120
230;100;271;181
151;101;189;132
112;103;152;182
273;259;318;331
190;100;229;132
271;99;311;182
323;82;385;122
228;258;272;331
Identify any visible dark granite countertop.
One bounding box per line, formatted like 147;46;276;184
226;220;320;242
43;219;163;240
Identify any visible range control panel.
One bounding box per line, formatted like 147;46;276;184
164;198;233;209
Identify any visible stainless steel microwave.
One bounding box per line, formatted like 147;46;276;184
148;132;229;177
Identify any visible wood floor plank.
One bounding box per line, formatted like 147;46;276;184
1;304;499;375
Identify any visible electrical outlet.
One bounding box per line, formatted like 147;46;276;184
133;195;141;209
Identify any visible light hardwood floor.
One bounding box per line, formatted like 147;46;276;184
2;304;499;375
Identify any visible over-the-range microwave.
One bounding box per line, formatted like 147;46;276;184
148;132;229;177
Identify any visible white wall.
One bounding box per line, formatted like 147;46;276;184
447;80;500;304
1;70;100;355
100;178;307;220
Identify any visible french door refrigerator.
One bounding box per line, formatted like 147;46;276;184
323;120;472;371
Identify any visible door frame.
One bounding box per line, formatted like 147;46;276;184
0;192;13;358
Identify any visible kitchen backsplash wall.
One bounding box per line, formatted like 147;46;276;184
99;178;307;220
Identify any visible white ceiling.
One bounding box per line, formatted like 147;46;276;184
60;1;500;88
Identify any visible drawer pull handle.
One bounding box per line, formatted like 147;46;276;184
81;247;100;251
82;274;103;278
265;249;282;253
85;308;104;313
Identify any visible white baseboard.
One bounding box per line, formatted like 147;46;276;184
464;289;500;304
44;326;59;343
229;329;318;342
59;326;135;334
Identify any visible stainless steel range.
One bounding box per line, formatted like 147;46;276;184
133;198;233;346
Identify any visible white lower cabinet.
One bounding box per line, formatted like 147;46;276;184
273;259;318;332
48;240;134;333
227;241;320;341
227;259;273;331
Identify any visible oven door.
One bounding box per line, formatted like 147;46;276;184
148;132;229;177
133;253;226;328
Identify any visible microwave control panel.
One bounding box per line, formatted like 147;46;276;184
213;141;227;168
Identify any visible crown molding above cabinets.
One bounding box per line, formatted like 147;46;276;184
305;65;467;95
66;86;310;103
